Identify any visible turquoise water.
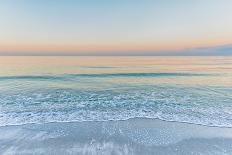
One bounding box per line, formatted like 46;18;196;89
0;56;232;127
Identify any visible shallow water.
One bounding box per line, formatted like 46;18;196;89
0;56;232;127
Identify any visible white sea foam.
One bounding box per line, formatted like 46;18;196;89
0;85;232;127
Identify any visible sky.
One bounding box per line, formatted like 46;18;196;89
0;0;232;55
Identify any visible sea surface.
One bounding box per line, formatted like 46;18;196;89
0;56;232;127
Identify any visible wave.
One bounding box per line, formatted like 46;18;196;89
0;72;210;81
0;86;231;128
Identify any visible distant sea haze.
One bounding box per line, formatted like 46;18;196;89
0;44;232;56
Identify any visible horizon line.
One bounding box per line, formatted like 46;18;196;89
1;44;231;56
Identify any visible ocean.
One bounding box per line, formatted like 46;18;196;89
0;56;231;127
1;56;232;154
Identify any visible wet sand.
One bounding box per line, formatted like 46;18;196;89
1;118;232;155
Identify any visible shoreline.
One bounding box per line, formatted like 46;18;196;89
1;117;232;129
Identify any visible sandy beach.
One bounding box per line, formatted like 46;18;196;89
1;118;232;155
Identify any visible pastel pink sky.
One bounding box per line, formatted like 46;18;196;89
1;0;232;55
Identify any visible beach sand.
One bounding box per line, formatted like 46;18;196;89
1;118;232;155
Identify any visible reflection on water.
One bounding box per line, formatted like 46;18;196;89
0;56;231;85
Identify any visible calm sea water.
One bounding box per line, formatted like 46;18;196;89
0;56;232;127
